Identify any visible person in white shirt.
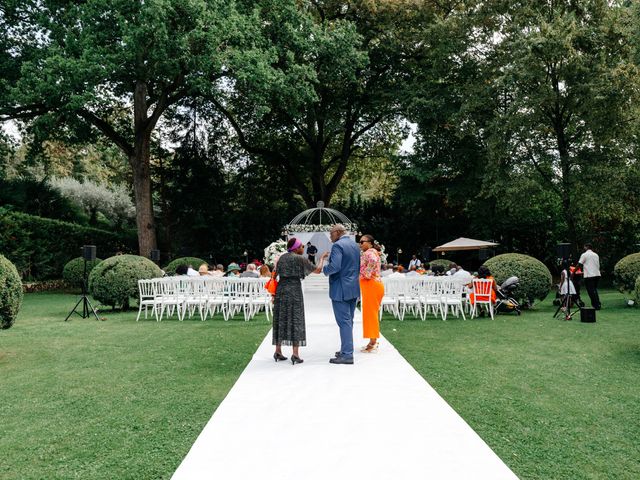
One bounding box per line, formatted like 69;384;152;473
452;266;473;285
578;243;601;310
210;264;225;277
409;255;421;270
388;266;405;278
380;264;393;277
406;265;420;277
186;265;199;277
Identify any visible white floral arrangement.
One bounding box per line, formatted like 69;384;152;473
282;223;358;234
378;243;388;265
264;239;288;266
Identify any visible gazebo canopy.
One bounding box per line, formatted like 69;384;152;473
433;237;499;252
283;201;357;234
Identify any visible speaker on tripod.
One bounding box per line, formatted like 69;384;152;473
65;245;100;321
150;249;161;264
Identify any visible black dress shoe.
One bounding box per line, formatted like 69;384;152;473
335;351;341;357
329;356;353;365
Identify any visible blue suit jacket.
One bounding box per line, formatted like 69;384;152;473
323;235;361;301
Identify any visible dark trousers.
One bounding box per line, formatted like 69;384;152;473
584;276;601;309
308;255;315;265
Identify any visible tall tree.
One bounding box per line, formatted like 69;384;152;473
481;0;639;246
1;0;239;256
206;0;431;206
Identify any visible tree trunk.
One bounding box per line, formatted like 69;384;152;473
130;136;157;258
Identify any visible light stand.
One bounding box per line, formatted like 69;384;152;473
65;254;100;321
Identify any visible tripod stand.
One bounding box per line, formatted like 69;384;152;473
553;262;579;321
65;258;100;321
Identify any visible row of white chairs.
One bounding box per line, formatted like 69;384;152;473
136;277;273;322
379;277;496;321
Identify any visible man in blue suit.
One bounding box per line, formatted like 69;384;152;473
322;224;361;364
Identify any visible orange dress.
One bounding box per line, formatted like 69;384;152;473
359;249;384;339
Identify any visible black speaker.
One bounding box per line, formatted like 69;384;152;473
422;247;431;262
580;307;596;323
556;243;571;259
479;249;489;261
82;245;96;261
150;249;161;262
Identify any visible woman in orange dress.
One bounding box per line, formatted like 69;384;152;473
359;234;384;352
468;265;498;306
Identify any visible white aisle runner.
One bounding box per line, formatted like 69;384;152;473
172;290;518;480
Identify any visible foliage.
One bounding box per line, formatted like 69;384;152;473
483;253;552;304
429;259;453;269
62;257;103;288
0;177;88;224
48;177;135;228
88;255;162;309
0;254;23;329
613;253;640;293
164;257;206;276
0;209;136;281
635;276;640;304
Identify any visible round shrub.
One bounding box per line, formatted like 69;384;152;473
429;259;452;269
613;253;640;293
89;255;162;309
483;253;552;305
0;255;23;329
62;257;102;287
164;257;206;275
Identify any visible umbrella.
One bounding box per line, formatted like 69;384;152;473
432;237;499;252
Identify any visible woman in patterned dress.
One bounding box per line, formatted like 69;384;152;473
359;234;384;352
272;237;325;365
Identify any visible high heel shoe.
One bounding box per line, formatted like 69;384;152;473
291;355;304;365
273;352;287;362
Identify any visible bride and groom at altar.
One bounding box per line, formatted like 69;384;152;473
271;224;383;365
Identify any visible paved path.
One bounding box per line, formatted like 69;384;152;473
172;290;518;480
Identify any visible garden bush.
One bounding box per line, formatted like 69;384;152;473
89;255;162;309
613;253;640;293
164;257;206;275
0;209;136;280
0;254;23;329
62;257;103;287
635;276;640;305
483;253;552;305
429;259;452;269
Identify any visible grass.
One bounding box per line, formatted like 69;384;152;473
0;293;270;480
381;289;640;480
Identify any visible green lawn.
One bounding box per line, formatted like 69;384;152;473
0;293;270;480
382;289;640;480
2;291;638;479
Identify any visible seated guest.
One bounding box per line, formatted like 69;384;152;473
430;264;445;276
175;264;189;276
468;265;498;307
259;264;272;277
380;264;392;277
226;263;241;277
187;264;199;276
240;263;260;278
446;263;458;276
198;264;211;276
452;265;473;284
388;265;405;278
406;265;420;277
210;264;225;277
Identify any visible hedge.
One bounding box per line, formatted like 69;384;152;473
483;253;552;305
89;255;162;309
164;257;207;275
0;209;136;280
0;254;23;329
429;259;452;269
613;253;640;293
635;276;640;304
62;257;103;287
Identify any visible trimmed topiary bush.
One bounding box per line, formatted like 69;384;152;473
89;255;162;310
613;253;640;294
62;257;102;287
429;259;452;269
484;253;552;305
0;254;23;329
164;257;206;275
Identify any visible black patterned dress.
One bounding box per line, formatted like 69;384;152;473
272;252;316;346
